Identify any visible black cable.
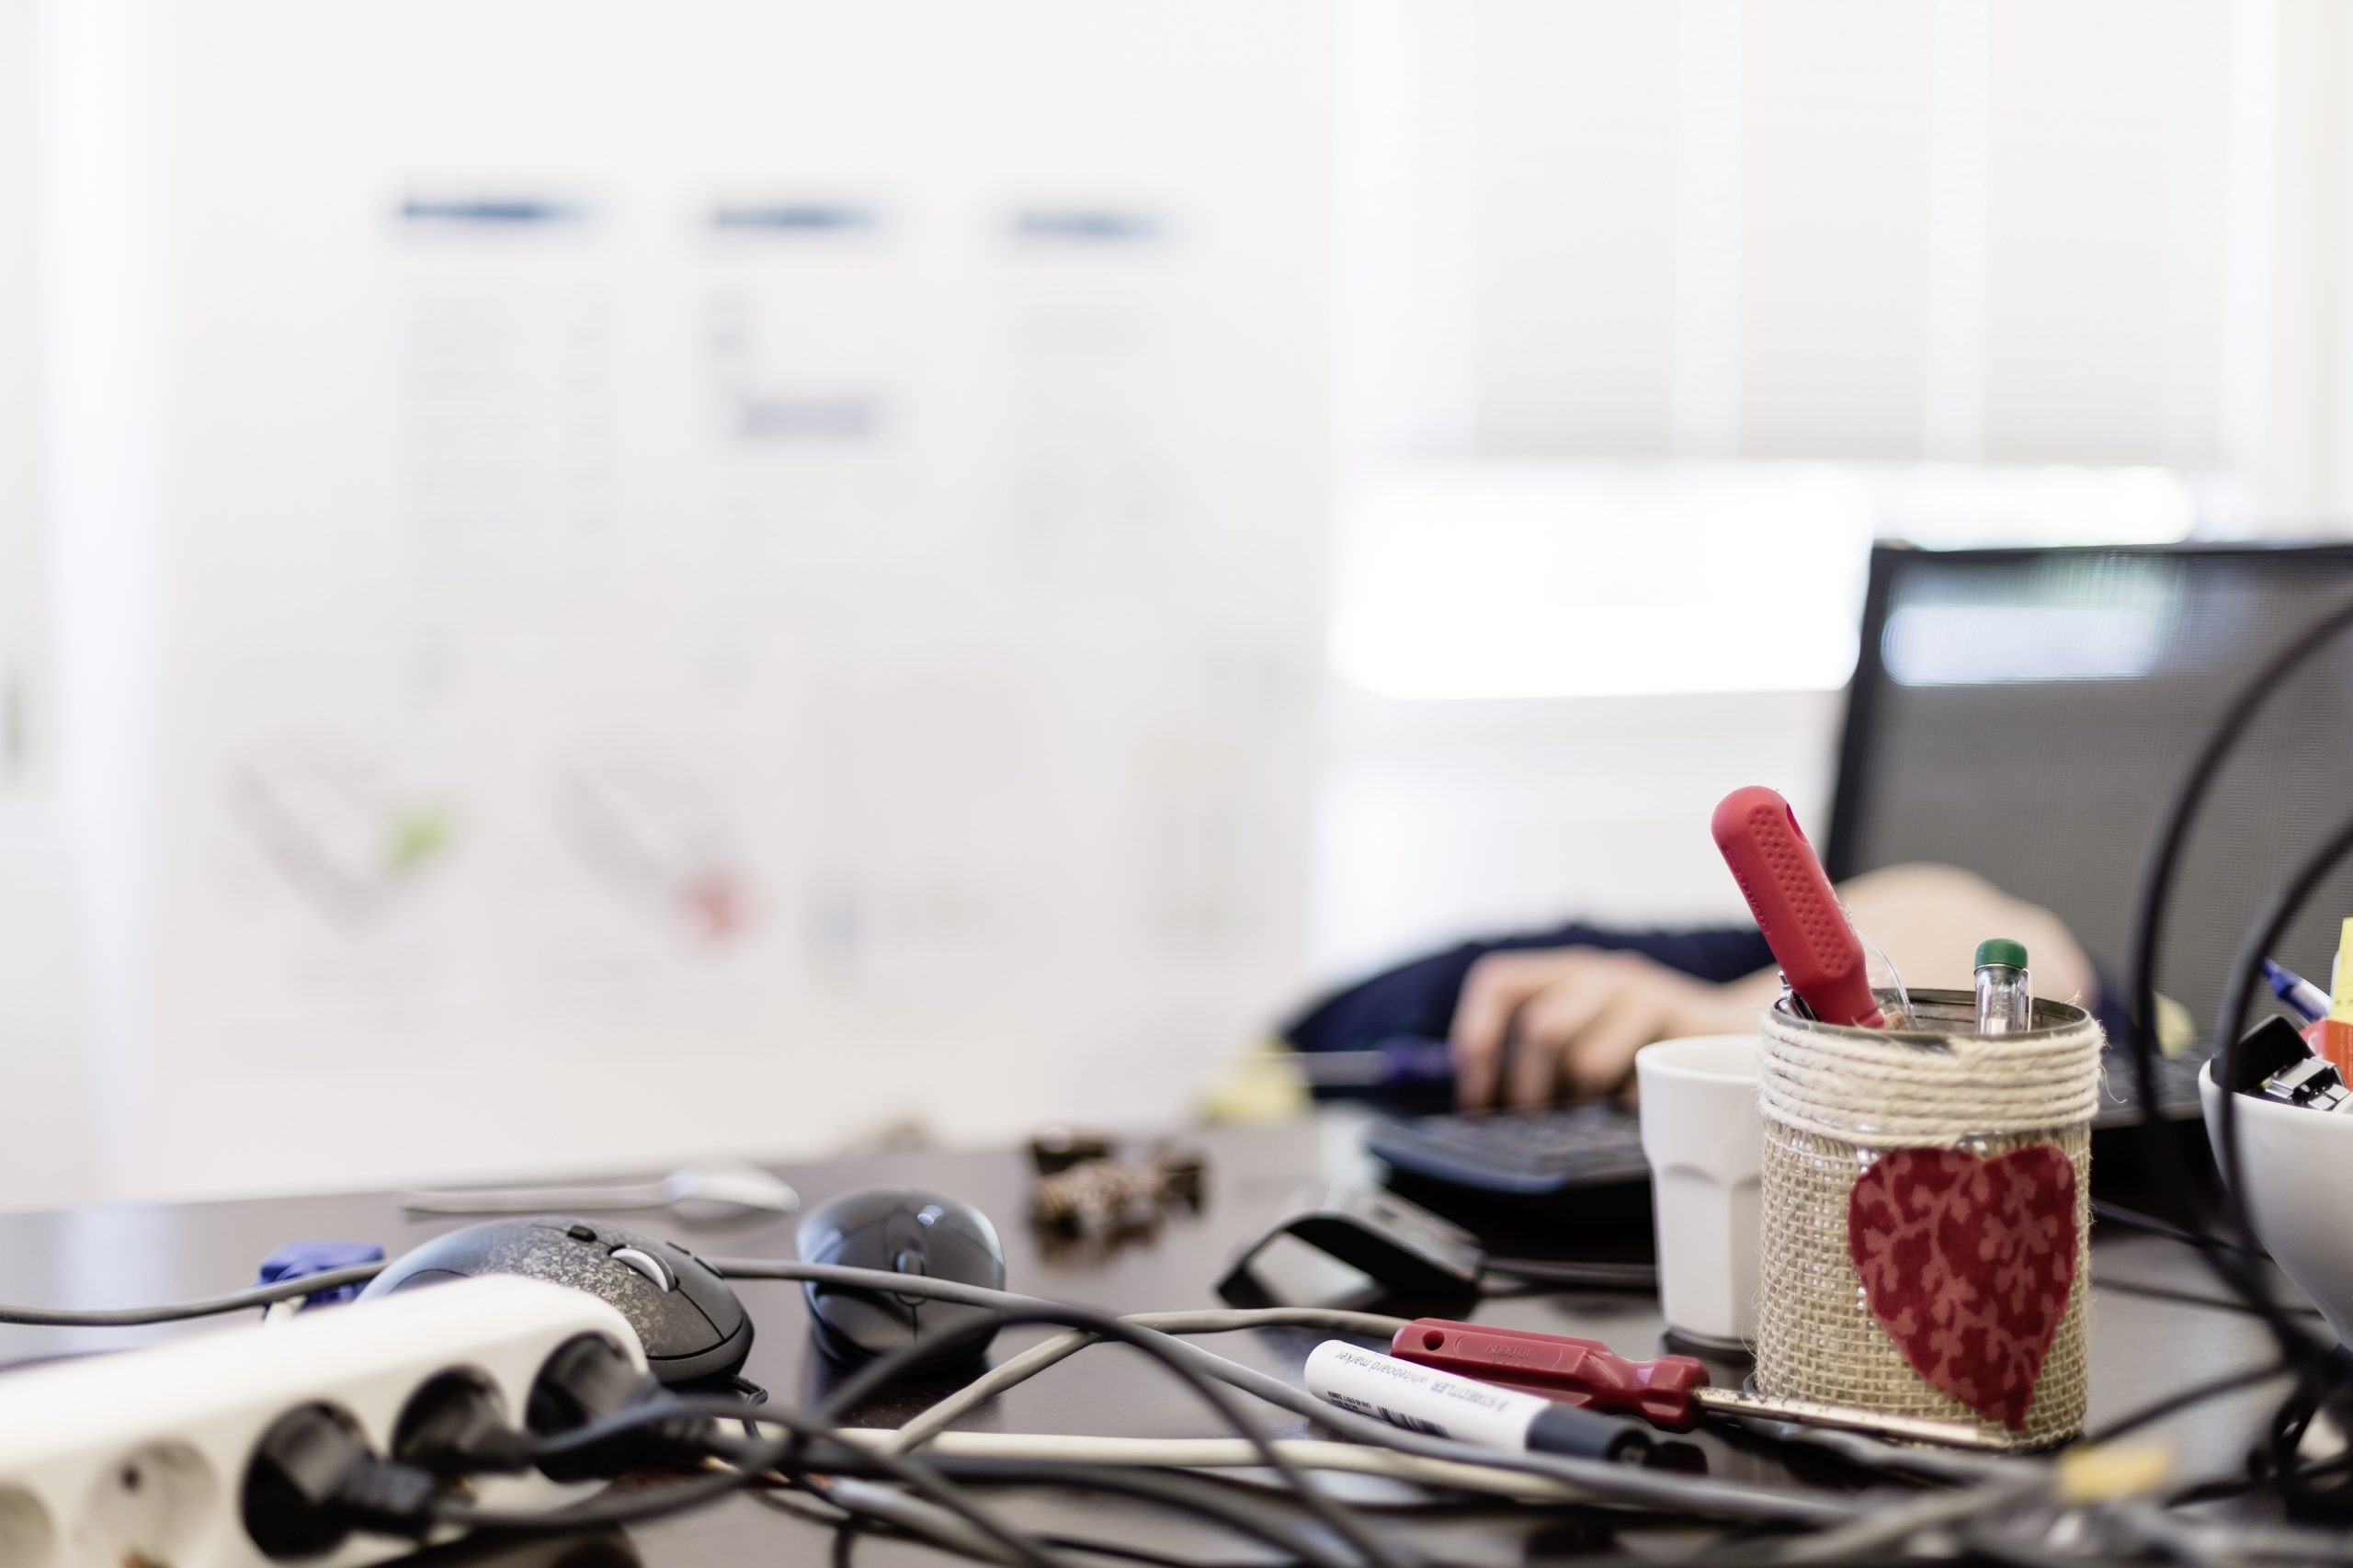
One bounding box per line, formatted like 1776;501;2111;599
506;1367;1423;1568
787;1459;1633;1568
61;1264;1415;1568
2092;1203;2325;1316
1037;1540;1295;1568
804;1305;1417;1568
2092;1275;2325;1318
771;1460;1065;1568
2089;1200;2244;1253
528;1407;1380;1568
1952;1510;2109;1568
2199;805;2353;1371
748;1448;1235;1568
0;1263;388;1325
2123;592;2353;1363
2115;592;2353;1524
433;1394;1068;1568
2255;1361;2353;1519
2165;1449;2353;1508
747;1448;1101;1568
558;1418;1051;1564
712;1258;1857;1528
2152;802;2353;1513
753;1479;1294;1568
911;1458;1367;1568
429;1445;797;1532
1477;1258;1658;1291
2080;1358;2292;1444
2269;1380;2330;1515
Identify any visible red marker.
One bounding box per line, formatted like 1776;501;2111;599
1711;785;1884;1028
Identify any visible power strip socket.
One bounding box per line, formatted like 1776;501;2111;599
0;1275;648;1568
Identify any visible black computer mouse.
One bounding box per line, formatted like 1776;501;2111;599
795;1186;1006;1368
359;1216;753;1385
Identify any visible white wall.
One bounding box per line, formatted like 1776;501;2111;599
1310;0;2353;1001
1307;686;1840;986
19;0;2353;1211
1410;0;2286;475
1333;1;2353;504
0;0;33;697
0;4;86;1202
17;0;1335;1206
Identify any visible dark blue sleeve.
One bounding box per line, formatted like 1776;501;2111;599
2088;961;2128;1050
1282;921;1776;1055
1284;926;2124;1056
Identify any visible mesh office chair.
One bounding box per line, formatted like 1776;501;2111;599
1824;540;2353;1052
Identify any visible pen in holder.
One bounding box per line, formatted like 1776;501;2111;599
1754;989;2101;1448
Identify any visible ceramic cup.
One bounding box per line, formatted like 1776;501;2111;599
2200;1061;2353;1344
1635;1033;1763;1348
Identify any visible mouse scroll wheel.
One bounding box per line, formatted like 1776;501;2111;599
889;1248;930;1310
610;1245;677;1292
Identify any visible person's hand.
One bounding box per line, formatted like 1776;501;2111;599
1448;948;1762;1109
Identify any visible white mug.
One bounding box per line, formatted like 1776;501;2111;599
1634;1034;1763;1348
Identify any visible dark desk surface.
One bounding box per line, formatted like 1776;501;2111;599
0;1116;2296;1566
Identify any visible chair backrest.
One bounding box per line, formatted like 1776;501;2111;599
1824;541;2353;1050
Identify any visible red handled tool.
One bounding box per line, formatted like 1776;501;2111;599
1392;1317;2006;1448
1710;785;1884;1028
1391;1319;1710;1430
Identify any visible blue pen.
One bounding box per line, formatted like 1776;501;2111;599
1294;1037;1456;1091
2264;959;2331;1025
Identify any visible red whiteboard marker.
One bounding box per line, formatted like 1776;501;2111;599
1711;785;1885;1028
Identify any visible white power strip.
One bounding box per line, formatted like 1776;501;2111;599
0;1275;648;1568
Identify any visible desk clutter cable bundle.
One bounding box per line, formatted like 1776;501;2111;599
14;603;2353;1563
0;1190;2343;1567
0;1223;2326;1568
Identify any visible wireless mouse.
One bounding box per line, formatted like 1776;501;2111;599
795;1186;1006;1368
360;1216;753;1385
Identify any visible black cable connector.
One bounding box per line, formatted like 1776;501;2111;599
525;1334;707;1483
241;1402;440;1559
384;1337;731;1494
393;1369;536;1476
239;1346;749;1563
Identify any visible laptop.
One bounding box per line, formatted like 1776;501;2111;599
1368;541;2353;1201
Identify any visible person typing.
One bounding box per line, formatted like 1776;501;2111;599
1284;863;2100;1108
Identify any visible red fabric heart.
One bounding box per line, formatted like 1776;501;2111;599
1846;1145;2077;1428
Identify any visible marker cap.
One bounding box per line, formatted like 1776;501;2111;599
1974;937;2028;971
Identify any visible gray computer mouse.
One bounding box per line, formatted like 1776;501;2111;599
795;1186;1006;1368
359;1216;753;1385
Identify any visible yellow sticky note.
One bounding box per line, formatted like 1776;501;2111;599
2056;1440;2173;1503
2332;918;2353;1023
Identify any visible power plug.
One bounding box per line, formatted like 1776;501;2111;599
0;1274;649;1568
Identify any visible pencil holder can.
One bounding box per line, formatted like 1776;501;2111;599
1754;989;2101;1447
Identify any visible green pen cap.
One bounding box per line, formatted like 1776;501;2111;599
1974;937;2029;971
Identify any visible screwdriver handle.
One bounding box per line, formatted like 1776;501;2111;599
1711;785;1884;1028
1391;1319;1711;1433
1394;1317;2011;1449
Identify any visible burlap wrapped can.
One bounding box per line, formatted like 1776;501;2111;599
1755;989;2101;1447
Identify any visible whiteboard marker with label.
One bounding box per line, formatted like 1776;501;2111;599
1302;1342;1654;1462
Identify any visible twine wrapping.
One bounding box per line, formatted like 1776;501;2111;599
1754;990;2103;1447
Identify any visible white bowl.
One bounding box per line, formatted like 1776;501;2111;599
2199;1061;2353;1343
